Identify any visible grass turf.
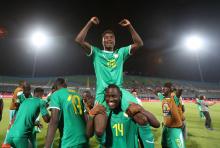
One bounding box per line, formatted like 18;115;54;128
0;99;219;148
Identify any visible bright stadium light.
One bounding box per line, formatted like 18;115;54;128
31;31;48;48
184;35;204;51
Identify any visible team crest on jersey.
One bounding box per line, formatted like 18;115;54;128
162;102;171;116
113;53;119;59
175;138;182;148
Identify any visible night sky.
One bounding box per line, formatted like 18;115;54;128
0;0;220;82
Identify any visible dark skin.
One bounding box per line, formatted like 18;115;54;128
86;87;160;138
75;16;143;54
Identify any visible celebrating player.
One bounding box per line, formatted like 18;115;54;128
5;87;50;148
45;78;88;148
75;16;144;142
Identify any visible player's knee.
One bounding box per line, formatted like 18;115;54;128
94;114;107;137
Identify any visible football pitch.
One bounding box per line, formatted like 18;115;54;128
0;99;219;148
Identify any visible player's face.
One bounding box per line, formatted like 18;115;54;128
162;87;170;97
105;87;121;110
132;91;138;98
102;33;115;50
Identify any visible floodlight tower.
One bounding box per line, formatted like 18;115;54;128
30;30;48;77
184;35;205;82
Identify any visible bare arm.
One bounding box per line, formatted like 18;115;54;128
140;109;160;128
75;16;99;55
86;115;95;138
119;19;143;54
45;109;59;148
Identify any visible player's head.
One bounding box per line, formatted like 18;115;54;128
131;89;138;98
105;84;122;110
54;78;67;90
200;95;206;100
82;90;95;108
102;29;115;51
34;87;44;98
176;89;183;98
163;82;172;97
18;80;26;88
23;83;31;98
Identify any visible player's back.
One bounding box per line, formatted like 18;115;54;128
50;88;87;147
9;97;46;138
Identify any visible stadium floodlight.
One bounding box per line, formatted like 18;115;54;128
31;30;48;48
184;35;204;52
183;34;205;82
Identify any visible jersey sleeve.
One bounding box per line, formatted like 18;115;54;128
157;92;164;101
88;46;100;57
49;92;61;110
118;45;132;61
40;100;49;116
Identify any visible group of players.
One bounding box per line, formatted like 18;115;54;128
0;16;209;148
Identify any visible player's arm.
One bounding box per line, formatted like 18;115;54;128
0;98;3;121
75;16;99;55
207;101;216;106
127;103;160;127
45;109;59;148
139;109;160;128
86;115;95;138
119;19;143;54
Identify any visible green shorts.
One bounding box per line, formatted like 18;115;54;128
161;126;185;148
138;124;154;148
95;87;138;113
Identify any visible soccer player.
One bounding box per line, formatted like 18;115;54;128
195;95;205;119
82;90;95;113
45;78;88;148
161;83;185;148
3;82;32;146
6;87;50;148
75;16;144;139
87;84;159;148
199;95;216;130
0;94;3;122
175;89;187;140
131;89;156;148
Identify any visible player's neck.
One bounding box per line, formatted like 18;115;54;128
113;107;122;114
104;47;114;51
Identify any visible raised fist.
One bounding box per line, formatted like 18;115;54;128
119;19;131;27
89;16;100;25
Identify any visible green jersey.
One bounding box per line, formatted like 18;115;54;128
49;88;87;147
8;97;48;138
90;45;131;102
105;111;134;148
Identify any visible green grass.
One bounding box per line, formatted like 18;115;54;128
1;99;220;148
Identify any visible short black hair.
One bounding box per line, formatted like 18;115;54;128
54;78;67;88
34;87;44;94
105;84;122;97
102;29;115;38
164;82;172;89
200;95;204;100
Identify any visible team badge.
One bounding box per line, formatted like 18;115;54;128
113;53;119;59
